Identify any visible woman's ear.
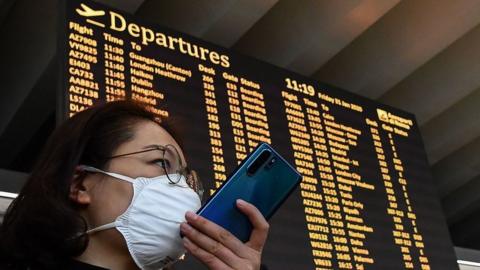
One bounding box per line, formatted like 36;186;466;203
69;166;92;205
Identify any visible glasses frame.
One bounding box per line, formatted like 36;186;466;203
107;144;202;196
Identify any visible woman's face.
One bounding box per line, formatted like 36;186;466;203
79;120;187;255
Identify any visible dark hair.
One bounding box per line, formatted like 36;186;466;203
0;100;181;269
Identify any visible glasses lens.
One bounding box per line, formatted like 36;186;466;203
163;144;183;183
162;145;204;200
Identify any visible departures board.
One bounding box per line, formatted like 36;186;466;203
58;1;458;269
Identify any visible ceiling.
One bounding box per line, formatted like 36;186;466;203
0;0;479;250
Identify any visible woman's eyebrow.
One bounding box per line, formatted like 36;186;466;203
142;144;162;150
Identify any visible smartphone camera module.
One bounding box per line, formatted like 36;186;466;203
247;150;271;176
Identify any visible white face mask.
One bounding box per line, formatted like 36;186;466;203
79;166;202;270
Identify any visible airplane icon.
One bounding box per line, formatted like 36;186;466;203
76;3;105;17
377;109;389;122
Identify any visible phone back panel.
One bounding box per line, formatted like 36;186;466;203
197;143;302;242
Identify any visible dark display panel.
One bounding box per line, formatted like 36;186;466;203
59;1;458;269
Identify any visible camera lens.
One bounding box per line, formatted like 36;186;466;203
247;150;271;176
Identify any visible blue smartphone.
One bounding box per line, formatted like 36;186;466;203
196;142;302;242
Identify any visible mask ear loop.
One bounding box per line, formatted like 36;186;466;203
85;222;118;234
77;165;136;183
74;165;137;236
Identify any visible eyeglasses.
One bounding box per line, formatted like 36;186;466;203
108;144;203;199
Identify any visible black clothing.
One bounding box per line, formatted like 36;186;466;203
0;259;109;270
64;259;109;270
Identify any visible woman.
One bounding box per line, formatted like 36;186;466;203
0;100;269;269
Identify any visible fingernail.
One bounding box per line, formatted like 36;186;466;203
186;211;198;221
180;222;188;232
180;222;191;233
237;199;246;206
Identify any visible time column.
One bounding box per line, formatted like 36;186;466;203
103;33;126;101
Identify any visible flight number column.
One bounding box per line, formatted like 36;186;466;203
67;22;100;117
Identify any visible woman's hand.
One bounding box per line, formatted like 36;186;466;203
180;199;270;270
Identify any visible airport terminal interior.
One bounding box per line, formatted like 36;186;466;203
0;0;480;269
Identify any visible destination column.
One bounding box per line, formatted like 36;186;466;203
128;41;193;118
320;102;375;269
315;102;354;270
